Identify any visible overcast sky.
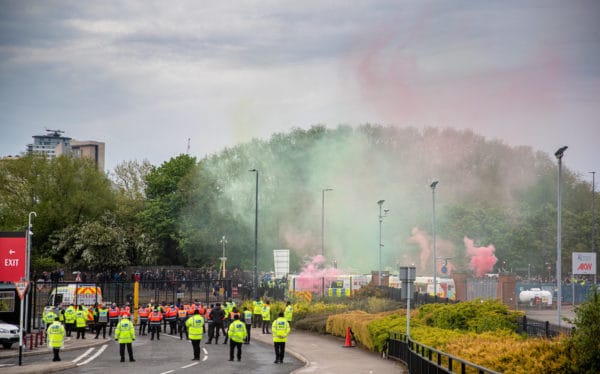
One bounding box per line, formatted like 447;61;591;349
1;1;599;180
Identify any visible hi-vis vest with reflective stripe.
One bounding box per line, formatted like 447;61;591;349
47;321;65;348
186;315;204;340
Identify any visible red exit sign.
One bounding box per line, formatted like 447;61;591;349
0;232;27;282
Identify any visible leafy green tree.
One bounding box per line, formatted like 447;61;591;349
139;154;197;265
568;287;600;373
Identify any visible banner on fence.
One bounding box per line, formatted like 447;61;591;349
572;252;596;275
273;249;289;279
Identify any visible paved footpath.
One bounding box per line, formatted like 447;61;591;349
252;329;408;374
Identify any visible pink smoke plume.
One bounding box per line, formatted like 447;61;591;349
295;255;341;293
408;227;431;273
464;237;497;277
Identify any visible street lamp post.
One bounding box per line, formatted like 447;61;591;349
377;200;388;287
555;146;567;327
321;188;333;257
430;181;439;300
249;169;259;300
219;235;228;279
591;171;596;284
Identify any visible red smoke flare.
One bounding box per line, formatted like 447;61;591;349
464;237;497;277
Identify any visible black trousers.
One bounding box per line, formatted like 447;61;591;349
207;323;215;342
139;319;147;335
253;314;262;328
52;348;61;361
119;343;134;361
95;323;107;338
191;339;201;359
274;342;286;363
76;326;86;339
262;319;271;334
108;319;118;335
150;324;161;340
245;323;252;343
229;340;242;361
214;323;226;341
178;320;187;339
65;323;74;337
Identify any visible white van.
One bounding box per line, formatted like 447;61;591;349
47;284;103;307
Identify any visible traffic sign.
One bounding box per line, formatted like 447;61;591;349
0;232;27;282
15;281;29;300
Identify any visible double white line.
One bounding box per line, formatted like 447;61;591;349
72;345;108;366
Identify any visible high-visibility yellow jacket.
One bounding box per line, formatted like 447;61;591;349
75;310;87;328
284;305;293;322
261;305;271;321
185;314;205;341
253;300;263;315
47;321;65;348
227;320;247;343
272;317;290;343
115;318;136;344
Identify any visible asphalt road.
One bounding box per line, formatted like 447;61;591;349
0;331;302;374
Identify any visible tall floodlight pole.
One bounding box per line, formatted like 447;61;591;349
20;212;36;366
321;188;333;257
431;181;439;300
249;169;259;300
220;235;228;279
377;200;386;286
555;146;567;327
591;171;596;284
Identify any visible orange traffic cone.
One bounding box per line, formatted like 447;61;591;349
342;326;354;348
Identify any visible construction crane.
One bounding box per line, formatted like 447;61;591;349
44;127;65;137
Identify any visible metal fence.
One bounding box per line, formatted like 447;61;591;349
387;332;501;374
516;315;574;338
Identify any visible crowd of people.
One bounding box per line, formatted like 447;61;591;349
43;297;293;364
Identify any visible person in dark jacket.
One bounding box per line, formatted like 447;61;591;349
209;303;226;344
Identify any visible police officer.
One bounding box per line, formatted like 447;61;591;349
272;312;291;364
227;314;247;362
64;303;76;337
252;298;263;328
185;309;204;360
242;307;252;344
284;301;293;327
95;304;108;339
205;304;215;344
46;316;65;362
261;301;271;334
75;305;87;339
138;304;150;336
43;306;57;329
115;315;136;362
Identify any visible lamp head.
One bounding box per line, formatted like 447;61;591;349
377;199;385;205
430;181;439;189
249;169;257;172
554;146;568;159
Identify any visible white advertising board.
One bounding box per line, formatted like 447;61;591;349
572;252;596;275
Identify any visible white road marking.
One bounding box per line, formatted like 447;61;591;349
202;347;208;361
0;364;15;367
72;347;94;363
181;362;199;369
159;371;174;374
77;344;108;366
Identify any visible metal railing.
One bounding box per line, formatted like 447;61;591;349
387;332;502;374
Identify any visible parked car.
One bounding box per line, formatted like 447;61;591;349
0;320;19;349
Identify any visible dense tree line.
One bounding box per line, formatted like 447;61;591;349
0;125;596;277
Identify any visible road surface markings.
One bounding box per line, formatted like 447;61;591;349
0;364;15;368
181;362;199;369
77;344;108;366
72;347;94;363
202;347;208;361
159;370;174;374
